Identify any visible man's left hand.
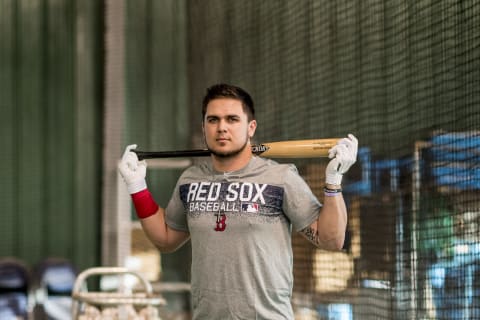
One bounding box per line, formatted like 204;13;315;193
325;134;358;186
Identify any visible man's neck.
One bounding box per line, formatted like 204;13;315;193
211;148;253;173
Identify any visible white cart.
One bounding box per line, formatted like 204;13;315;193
71;267;166;320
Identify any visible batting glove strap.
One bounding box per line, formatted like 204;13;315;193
326;172;343;186
131;188;159;219
127;178;147;194
325;158;343;185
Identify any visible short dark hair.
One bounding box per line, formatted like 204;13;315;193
202;83;255;121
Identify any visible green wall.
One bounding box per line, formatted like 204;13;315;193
0;0;103;271
125;0;189;207
124;0;191;286
0;0;190;273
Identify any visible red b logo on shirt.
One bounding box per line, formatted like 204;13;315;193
214;213;227;231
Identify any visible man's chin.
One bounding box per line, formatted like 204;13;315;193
209;149;241;158
208;146;246;158
207;140;250;158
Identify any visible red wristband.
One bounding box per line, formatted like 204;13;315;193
131;189;159;219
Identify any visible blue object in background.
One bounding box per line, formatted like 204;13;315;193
428;241;480;319
33;258;77;320
317;303;353;320
429;132;480;190
0;259;30;320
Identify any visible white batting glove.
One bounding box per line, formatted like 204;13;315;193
118;144;148;194
325;134;358;186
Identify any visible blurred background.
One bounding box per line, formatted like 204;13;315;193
1;0;479;319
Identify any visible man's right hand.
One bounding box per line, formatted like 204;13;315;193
118;144;148;194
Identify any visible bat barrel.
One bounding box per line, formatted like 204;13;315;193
257;138;339;158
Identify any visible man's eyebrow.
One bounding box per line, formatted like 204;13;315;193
206;114;241;119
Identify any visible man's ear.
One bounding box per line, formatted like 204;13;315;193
248;120;257;138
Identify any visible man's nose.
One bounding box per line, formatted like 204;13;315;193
217;120;227;132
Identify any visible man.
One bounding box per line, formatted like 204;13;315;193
118;83;358;319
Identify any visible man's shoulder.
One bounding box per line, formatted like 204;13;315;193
251;156;299;175
177;161;211;181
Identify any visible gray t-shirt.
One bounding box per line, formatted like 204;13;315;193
165;156;321;319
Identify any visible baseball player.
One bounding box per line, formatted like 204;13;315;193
118;83;358;319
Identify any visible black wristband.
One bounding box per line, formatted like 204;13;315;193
324;186;342;196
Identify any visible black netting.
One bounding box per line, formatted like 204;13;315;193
187;1;480;318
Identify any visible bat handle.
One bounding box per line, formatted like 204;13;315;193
133;151;152;160
133;149;211;160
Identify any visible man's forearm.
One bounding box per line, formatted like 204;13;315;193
317;193;347;249
300;193;347;251
140;207;190;253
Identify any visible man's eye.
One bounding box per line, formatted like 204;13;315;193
228;117;239;122
208;118;218;123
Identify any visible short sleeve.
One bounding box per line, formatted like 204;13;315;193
165;181;189;232
281;164;322;231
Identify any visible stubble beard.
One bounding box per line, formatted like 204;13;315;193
207;135;250;159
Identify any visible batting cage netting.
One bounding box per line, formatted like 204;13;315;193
180;1;479;319
118;0;480;319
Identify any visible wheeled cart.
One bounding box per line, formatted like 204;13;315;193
71;267;166;320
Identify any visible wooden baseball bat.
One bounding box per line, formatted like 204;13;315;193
133;138;340;160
